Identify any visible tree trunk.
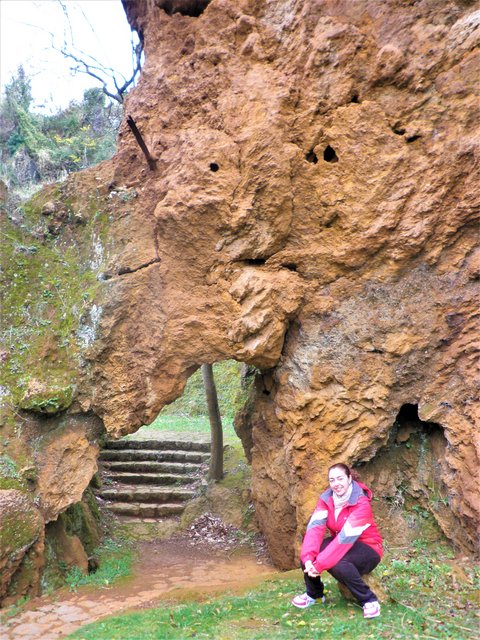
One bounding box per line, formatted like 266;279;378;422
201;363;223;480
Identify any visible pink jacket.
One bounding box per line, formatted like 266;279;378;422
300;480;383;573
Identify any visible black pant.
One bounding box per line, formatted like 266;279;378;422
302;539;381;606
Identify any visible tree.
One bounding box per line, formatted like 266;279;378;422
53;0;143;104
0;68;121;192
0;66;32;149
3;65;33;115
201;364;224;481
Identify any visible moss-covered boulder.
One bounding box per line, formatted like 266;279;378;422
0;172;112;602
19;379;75;415
0;489;43;601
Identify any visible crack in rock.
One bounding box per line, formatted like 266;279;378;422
101;258;161;280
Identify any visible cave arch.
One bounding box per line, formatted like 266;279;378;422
96;360;250;523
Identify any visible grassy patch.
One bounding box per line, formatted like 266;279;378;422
158;361;245;421
67;544;478;640
65;536;135;592
140;415;214;433
137;414;237;442
136;361;246;442
2;595;31;620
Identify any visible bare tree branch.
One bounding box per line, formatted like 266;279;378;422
14;3;143;104
51;0;143;104
58;1;74;48
54;41;142;104
60;49;123;102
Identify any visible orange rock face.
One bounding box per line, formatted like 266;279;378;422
103;0;479;564
1;0;479;594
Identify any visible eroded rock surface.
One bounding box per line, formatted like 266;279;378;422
1;0;479;597
0;491;43;598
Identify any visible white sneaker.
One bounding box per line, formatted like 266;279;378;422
291;593;325;608
363;600;381;618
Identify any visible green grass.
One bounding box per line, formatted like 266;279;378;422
1;595;31;620
134;360;247;443
137;360;248;432
136;414;237;442
67;544;478;640
157;361;246;421
64;536;135;591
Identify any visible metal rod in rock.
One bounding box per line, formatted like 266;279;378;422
126;115;157;171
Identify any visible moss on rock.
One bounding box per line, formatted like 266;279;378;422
0;180;111;408
0;455;27;491
19;381;75;415
0;492;41;553
5;535;44;604
61;487;102;556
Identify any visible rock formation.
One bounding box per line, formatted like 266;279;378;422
1;0;479;598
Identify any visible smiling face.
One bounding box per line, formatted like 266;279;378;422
328;466;352;497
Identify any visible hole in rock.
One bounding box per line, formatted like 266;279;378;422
355;403;457;549
323;145;338;163
157;0;211;17
406;134;421;143
244;258;266;266
305;149;318;164
324;213;339;228
282;263;298;272
209;162;219;172
88;556;100;574
350;93;360;103
396;402;419;422
392;126;406;135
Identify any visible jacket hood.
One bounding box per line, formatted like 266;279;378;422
320;480;372;504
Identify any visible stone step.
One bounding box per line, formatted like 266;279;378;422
99;449;210;464
103;472;196;486
104;439;211;452
99;486;195;504
101;460;203;474
108;502;185;518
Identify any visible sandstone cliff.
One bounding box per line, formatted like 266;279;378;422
1;0;479;598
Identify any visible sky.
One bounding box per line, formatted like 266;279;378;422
0;0;139;111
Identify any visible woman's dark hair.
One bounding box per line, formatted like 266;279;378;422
328;463;360;481
328;463;351;477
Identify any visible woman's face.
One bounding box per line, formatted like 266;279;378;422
328;467;352;497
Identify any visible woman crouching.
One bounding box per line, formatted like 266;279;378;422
292;463;383;619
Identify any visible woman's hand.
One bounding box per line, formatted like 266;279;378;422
304;560;321;578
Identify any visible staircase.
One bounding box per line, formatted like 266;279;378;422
98;437;211;520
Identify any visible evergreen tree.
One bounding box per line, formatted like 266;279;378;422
0;68;122;196
3;65;33;115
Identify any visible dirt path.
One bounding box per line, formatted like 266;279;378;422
1;538;278;640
